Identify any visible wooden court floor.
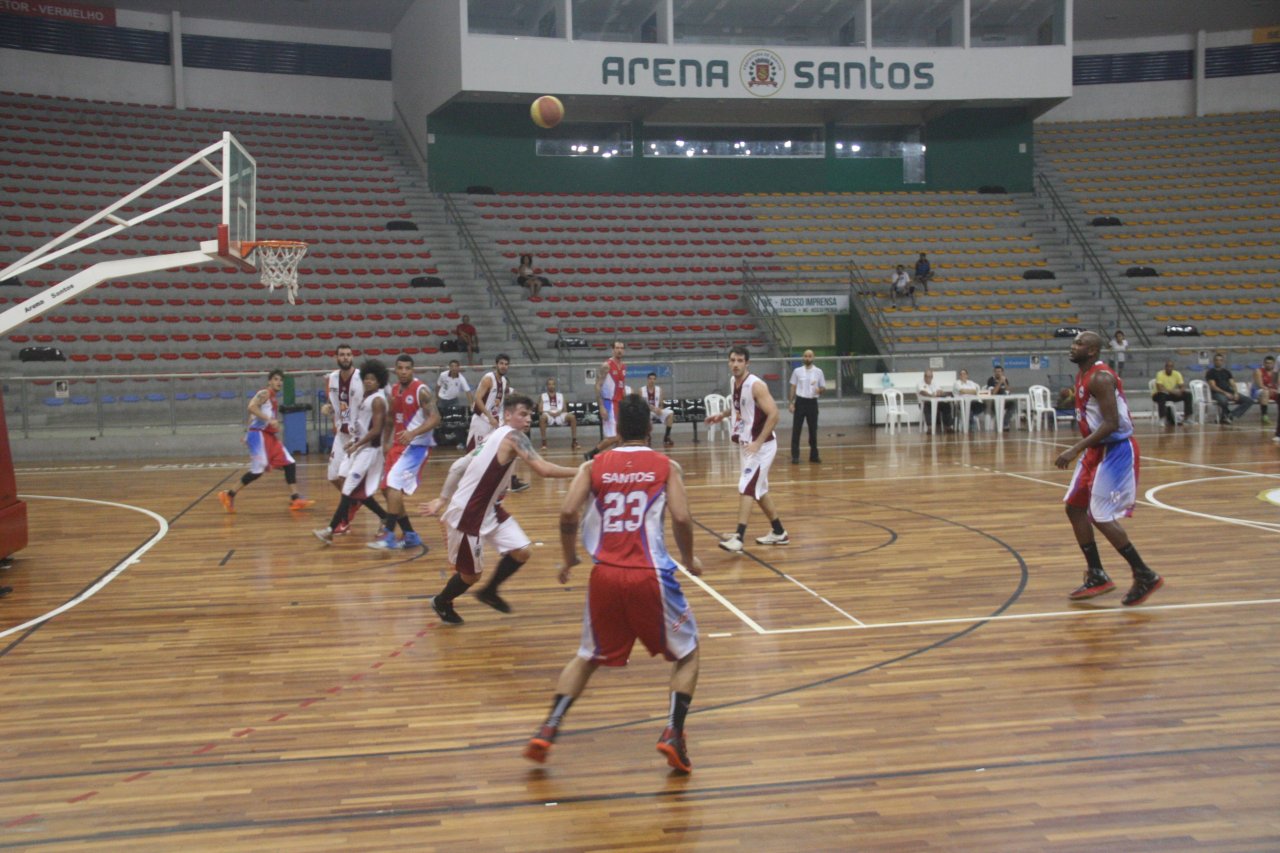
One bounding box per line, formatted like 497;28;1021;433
2;421;1278;850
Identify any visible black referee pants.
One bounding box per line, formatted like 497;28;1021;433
791;397;819;461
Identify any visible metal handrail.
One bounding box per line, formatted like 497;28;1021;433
1035;173;1152;347
847;258;895;354
741;262;793;356
439;192;539;363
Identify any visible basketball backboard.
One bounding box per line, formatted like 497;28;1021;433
218;132;258;270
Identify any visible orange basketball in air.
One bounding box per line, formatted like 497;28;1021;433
530;95;565;129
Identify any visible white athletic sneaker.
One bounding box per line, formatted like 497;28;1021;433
718;535;744;553
755;530;790;545
313;527;334;545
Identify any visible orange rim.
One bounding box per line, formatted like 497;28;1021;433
244;240;307;253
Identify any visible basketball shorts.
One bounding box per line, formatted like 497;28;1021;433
327;433;350;481
446;514;531;578
650;407;674;424
1251;386;1275;401
543;412;571;427
247;429;294;474
467;414;495;451
576;563;698;667
339;445;383;499
1064;436;1139;523
601;398;619;438
382;443;430;494
737;439;777;499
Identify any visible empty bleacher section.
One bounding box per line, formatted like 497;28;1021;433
466;190;1072;354
1036;112;1280;345
743;192;1074;349
0;92;457;373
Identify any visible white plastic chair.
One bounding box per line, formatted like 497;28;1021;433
1145;378;1163;424
704;393;730;441
1027;385;1058;432
883;388;910;434
1188;379;1210;426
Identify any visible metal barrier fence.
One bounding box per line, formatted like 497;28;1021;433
5;343;1274;441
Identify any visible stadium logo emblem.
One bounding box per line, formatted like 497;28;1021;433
740;49;785;97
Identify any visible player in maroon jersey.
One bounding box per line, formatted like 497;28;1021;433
585;340;627;460
523;394;702;773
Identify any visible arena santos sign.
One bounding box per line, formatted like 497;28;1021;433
602;49;935;95
460;37;1070;101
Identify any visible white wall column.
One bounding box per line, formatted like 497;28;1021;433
170;11;185;109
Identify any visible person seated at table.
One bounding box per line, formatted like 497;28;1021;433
985;365;1015;429
917;368;954;432
953;368;983;430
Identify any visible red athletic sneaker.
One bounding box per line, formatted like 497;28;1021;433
523;724;558;764
333;520;351;536
289;498;316;511
218;491;235;514
656;726;692;773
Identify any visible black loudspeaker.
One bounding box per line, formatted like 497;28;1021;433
1125;267;1158;277
978;185;1007;194
411;276;445;288
386;220;418;231
1090;216;1122;226
1164;324;1200;337
1055;327;1084;338
1023;269;1056;279
439;339;458;353
466;185;495;194
18;346;65;362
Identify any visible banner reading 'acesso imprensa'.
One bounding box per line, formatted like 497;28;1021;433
461;38;1071;101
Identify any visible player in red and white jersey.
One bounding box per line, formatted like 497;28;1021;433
643;372;675;448
314;359;393;544
368;355;439;551
320;343;367;534
523;394;702;774
1055;331;1163;606
466;353;511;452
219;369;315;513
704;345;789;552
585;340;627;460
422;394;578;624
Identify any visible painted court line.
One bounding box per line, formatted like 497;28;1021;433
677;563;765;634
0;495;169;640
758;596;1280;635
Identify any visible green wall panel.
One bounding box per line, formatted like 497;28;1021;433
427;103;1031;194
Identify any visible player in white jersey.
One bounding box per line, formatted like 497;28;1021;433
320;343;366;534
314;359;393;544
421;394;578;624
219;369;315;513
643;372;675;447
466;353;511;452
1055;331;1163;606
704;346;789;552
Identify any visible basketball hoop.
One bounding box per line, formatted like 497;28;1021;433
247;240;307;305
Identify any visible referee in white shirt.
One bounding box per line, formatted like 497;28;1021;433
788;349;826;464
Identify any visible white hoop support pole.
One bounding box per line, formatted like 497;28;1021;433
0;244;228;339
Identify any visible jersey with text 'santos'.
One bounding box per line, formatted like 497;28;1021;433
582;446;675;570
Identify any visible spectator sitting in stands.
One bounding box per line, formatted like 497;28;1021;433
890;265;916;306
454;314;479;365
1251;354;1277;427
1205;352;1253;424
914;252;933;294
516;253;543;299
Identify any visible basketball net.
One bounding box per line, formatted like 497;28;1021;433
252;241;307;305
